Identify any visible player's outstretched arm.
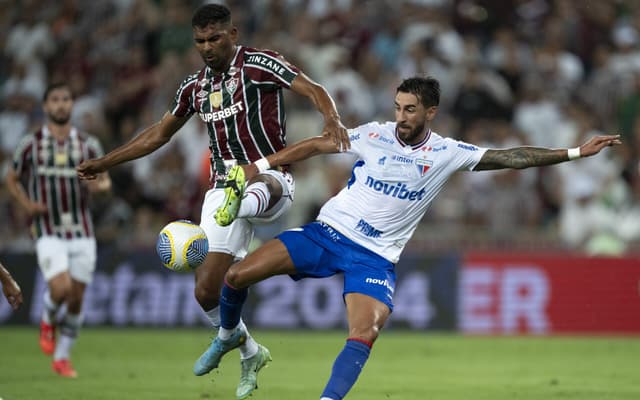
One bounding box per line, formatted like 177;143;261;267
290;72;350;151
243;135;342;180
0;262;22;310
77;112;190;179
475;134;622;171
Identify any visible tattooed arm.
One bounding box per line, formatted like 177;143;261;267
475;134;622;171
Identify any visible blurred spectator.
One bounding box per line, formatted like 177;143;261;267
1;0;638;254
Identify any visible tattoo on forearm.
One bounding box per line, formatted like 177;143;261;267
476;148;568;170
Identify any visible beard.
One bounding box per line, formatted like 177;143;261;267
48;112;70;125
397;122;425;144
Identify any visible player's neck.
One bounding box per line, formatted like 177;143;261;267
47;122;71;141
210;45;237;75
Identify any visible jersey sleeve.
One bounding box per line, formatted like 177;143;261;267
243;49;300;88
444;138;488;171
169;74;198;118
345;122;377;159
12;134;33;175
85;135;105;159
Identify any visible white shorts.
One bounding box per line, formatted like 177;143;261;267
36;236;97;284
200;170;295;259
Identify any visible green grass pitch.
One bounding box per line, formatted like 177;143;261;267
1;328;639;400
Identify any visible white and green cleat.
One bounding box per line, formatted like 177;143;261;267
236;345;272;400
215;165;246;227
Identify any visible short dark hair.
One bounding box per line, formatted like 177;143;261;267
43;82;72;102
396;76;440;108
192;4;231;28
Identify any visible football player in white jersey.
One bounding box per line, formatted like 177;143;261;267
205;76;621;399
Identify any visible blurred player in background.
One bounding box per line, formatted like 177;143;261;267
203;76;621;399
5;82;112;378
0;262;22;310
76;3;348;398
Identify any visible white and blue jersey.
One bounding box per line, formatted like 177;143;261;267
318;121;487;263
277;121;487;309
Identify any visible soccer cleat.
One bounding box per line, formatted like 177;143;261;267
215;165;246;227
193;328;247;376
39;321;55;355
236;345;272;400
52;359;78;378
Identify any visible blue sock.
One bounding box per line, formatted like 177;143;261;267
219;283;248;329
321;339;372;399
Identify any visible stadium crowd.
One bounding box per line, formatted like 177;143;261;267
1;0;640;255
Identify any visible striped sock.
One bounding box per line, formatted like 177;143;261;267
53;312;83;361
42;291;60;325
321;339;372;400
237;182;270;218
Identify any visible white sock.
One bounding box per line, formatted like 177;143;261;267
237;319;259;359
237;182;270;218
218;322;240;340
54;312;82;361
42;291;60;325
204;306;221;329
320;397;336;400
54;334;76;361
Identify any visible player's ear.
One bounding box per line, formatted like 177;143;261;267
229;26;239;43
425;106;438;121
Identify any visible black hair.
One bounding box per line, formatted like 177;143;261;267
43;82;72;102
192;4;231;28
396;76;440;108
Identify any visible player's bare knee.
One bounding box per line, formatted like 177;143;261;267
350;325;381;344
49;283;71;303
194;283;220;308
224;265;243;288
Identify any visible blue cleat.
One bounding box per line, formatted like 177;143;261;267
193;329;247;376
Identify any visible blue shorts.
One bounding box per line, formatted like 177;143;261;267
277;221;396;311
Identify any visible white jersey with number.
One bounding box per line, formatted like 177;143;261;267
317;121;488;263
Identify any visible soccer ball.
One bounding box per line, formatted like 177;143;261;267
156;220;209;272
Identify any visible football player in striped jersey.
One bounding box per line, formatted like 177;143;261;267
76;4;348;398
6;82;112;378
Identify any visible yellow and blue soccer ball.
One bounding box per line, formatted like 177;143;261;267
156;220;208;272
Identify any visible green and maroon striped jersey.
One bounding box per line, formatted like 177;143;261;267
170;46;300;185
12;126;104;239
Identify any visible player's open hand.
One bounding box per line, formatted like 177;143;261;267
322;117;350;152
77;159;105;180
579;134;622;158
2;277;23;310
